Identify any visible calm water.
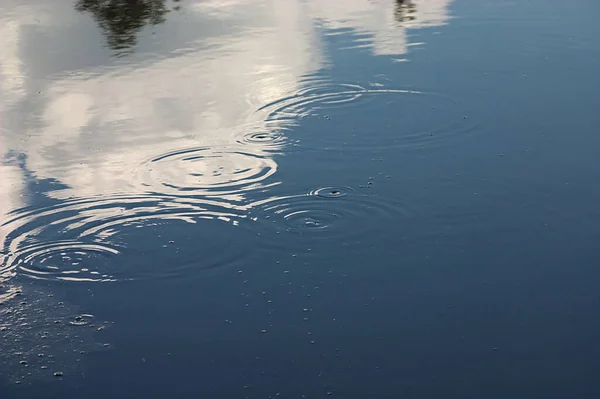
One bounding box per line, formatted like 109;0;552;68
1;0;600;397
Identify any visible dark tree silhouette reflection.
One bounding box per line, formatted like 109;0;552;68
75;0;180;55
395;0;417;23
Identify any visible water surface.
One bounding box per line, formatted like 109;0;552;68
2;0;600;397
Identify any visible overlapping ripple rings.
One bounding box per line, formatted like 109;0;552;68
256;82;485;151
0;194;252;282
134;145;278;198
248;186;409;244
4;241;120;282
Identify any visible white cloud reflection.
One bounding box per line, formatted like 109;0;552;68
0;0;451;218
309;0;451;56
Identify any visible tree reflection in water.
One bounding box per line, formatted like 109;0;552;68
395;0;417;23
75;0;180;55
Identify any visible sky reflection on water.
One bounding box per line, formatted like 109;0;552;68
0;0;452;282
3;0;600;396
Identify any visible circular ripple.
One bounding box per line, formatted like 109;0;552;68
311;186;353;199
5;241;120;282
257;83;487;151
256;83;367;116
242;132;285;144
230;119;298;153
274;208;340;233
1;194;253;282
69;314;95;326
237;126;294;151
135;146;278;197
248;187;408;245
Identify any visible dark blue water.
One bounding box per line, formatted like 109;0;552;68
2;0;600;397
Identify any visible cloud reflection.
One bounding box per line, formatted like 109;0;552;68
0;0;452;283
309;0;451;56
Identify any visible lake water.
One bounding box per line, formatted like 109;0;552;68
1;0;600;397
